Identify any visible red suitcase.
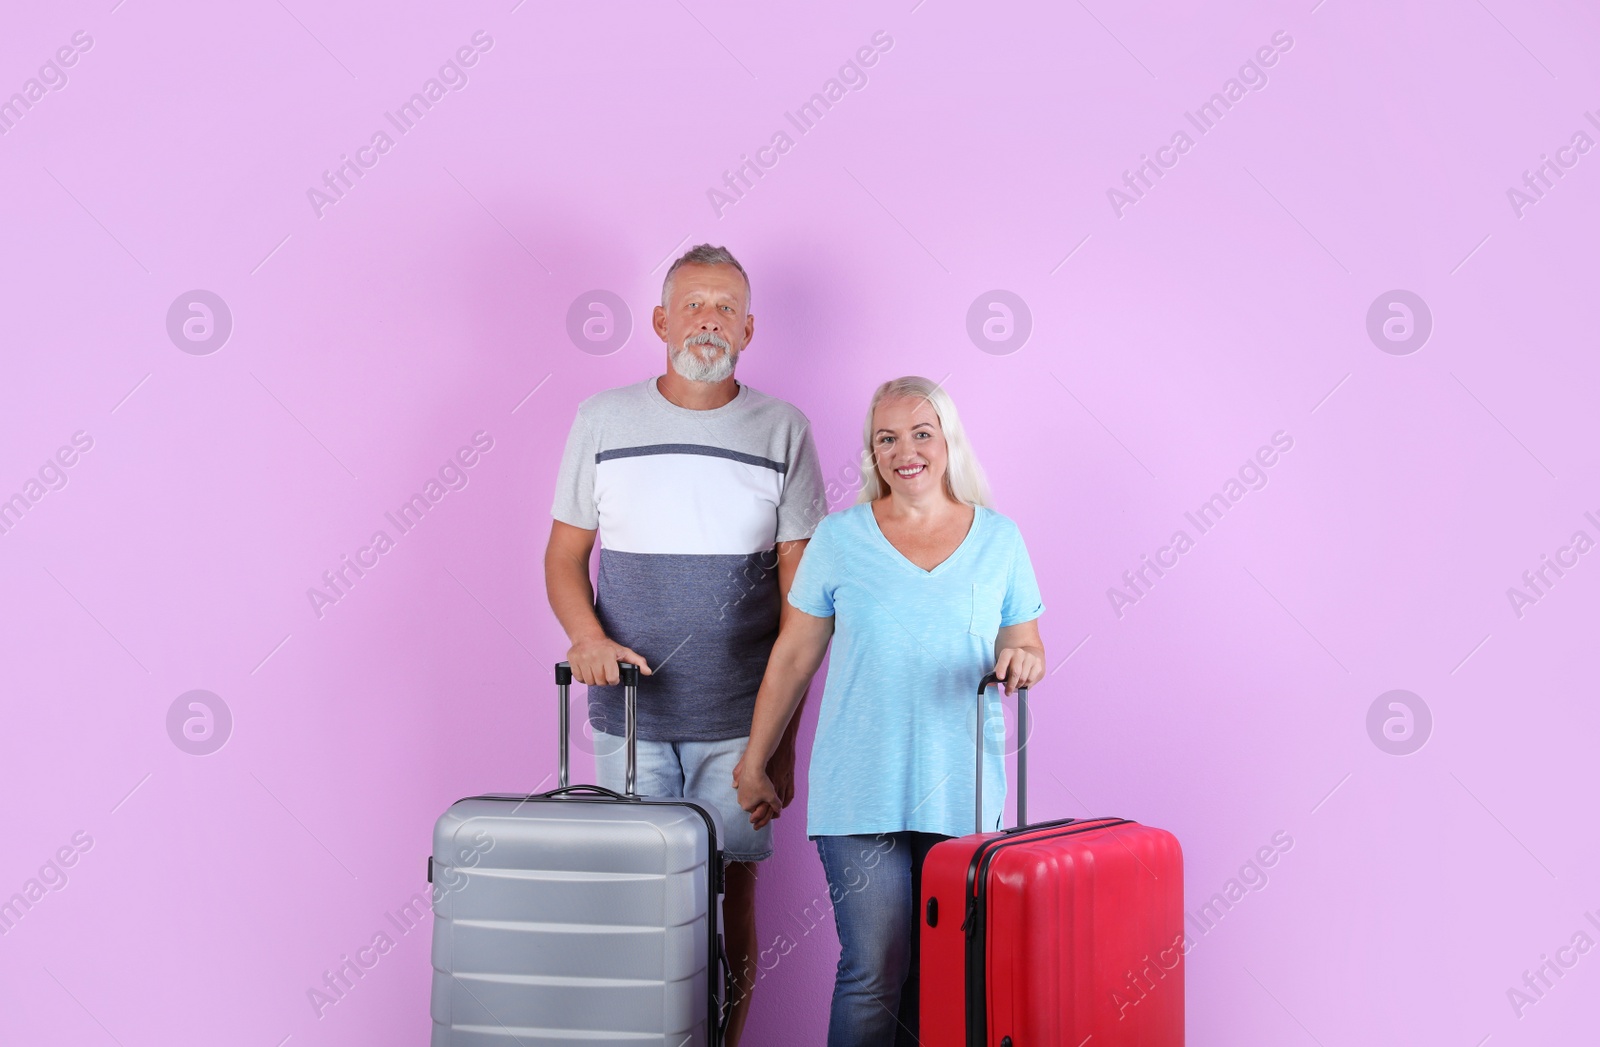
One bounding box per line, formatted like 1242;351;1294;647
920;673;1185;1046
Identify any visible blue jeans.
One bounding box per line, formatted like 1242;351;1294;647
814;831;951;1047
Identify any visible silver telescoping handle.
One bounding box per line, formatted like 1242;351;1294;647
622;662;638;796
557;662;571;788
555;661;640;797
975;672;1029;835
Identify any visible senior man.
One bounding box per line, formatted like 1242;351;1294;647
545;243;825;1043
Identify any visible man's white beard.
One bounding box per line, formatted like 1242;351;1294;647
670;335;738;383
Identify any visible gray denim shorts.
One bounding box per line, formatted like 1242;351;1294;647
594;731;774;863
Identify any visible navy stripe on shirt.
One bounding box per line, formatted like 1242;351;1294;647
596;443;788;474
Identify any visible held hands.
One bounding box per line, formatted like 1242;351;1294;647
732;748;786;831
565;636;652;686
765;741;796;810
992;647;1045;695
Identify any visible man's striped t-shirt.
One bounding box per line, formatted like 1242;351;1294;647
552;377;827;741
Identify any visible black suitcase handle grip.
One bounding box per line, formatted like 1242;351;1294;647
555;661;635;686
541;784;630;801
976;673;1029;835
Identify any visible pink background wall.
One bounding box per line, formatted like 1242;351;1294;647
3;0;1597;1043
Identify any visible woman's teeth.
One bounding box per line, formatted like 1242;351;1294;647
896;464;925;477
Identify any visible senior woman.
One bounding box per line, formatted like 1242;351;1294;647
732;375;1046;1046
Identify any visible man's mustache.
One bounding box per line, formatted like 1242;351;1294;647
683;332;731;353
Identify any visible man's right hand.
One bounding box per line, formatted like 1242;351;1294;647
565;637;653;685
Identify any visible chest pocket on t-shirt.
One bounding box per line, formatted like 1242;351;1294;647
968;582;1003;641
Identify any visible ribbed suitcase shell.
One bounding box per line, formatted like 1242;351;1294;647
921;816;1184;1046
430;792;725;1046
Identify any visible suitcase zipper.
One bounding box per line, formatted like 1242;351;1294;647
962;818;1131;1047
960;816;1082;937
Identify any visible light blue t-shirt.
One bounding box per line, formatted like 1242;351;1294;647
787;503;1045;839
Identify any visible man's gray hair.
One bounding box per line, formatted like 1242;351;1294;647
661;243;752;310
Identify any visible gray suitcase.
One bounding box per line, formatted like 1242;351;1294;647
429;661;731;1045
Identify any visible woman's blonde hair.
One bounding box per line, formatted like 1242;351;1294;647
857;376;992;507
